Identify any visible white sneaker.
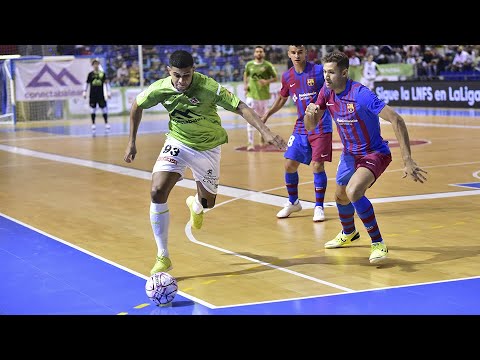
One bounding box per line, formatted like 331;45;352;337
313;206;325;222
105;123;111;130
276;199;302;218
91;124;96;131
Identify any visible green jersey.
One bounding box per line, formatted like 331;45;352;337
244;60;277;100
136;72;240;151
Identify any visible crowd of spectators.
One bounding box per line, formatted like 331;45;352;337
331;45;480;80
61;45;289;86
51;44;480;86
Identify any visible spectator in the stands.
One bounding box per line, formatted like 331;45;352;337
223;60;234;82
450;46;470;72
116;62;130;86
128;60;141;86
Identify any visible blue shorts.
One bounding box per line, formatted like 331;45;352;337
284;132;333;165
336;151;392;186
284;133;312;165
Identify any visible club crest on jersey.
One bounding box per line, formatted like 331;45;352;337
189;97;200;105
307;78;315;86
347;103;355;113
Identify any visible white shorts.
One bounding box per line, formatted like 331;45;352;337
245;97;269;117
152;135;221;194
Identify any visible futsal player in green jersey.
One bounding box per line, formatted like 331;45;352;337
124;49;287;275
243;46;277;150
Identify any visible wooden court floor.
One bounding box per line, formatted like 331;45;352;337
1;106;479;307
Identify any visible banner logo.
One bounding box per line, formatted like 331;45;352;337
27;65;82;87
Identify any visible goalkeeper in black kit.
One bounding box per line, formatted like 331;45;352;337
83;58;111;133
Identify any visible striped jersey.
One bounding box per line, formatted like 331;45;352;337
315;79;390;155
280;62;332;135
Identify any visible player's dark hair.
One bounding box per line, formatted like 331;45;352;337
322;51;349;70
254;46;264;51
169;50;194;68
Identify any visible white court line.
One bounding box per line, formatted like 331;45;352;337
2;143;480;296
184;222;354;292
213;275;480;309
0;119;295;143
406;122;480;129
379;119;480;129
0;130;158;142
5;111;478;144
0;211;215;309
2;143;480;209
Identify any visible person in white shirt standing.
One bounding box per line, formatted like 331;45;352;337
360;54;380;90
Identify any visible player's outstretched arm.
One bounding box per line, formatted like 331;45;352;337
236;101;287;150
379;105;428;183
124;100;143;163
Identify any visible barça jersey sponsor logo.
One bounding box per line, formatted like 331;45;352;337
347;103;355;113
336;118;358;125
307;78;315;86
298;91;317;100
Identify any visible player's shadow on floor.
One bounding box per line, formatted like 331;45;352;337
176;251;377;281
171;300;196;307
175;244;480;281
382;244;480;272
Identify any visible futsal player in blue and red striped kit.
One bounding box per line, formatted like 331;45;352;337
304;51;427;264
262;45;333;222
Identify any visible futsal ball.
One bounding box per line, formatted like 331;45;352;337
145;272;178;306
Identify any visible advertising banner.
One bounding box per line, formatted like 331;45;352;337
349;63;414;82
375;81;480;108
14;58;91;101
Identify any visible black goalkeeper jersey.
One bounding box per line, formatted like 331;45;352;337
86;70;107;99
